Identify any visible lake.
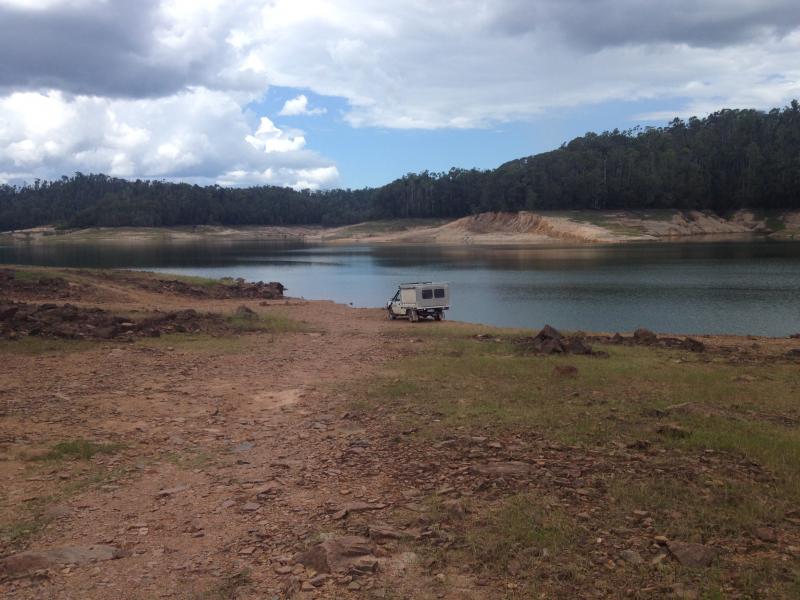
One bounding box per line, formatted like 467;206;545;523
2;238;800;336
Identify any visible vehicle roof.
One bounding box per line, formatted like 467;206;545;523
399;282;449;288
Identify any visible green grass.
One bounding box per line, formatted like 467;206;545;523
95;269;234;288
136;332;255;353
350;326;800;596
360;328;800;448
765;214;787;232
5;267;65;282
1;462;134;550
0;518;49;546
31;439;125;461
157;273;233;288
465;494;576;576
135;311;313;353
0;336;97;355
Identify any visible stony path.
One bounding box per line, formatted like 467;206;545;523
1;287;420;599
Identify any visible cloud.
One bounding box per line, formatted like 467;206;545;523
245;117;307;152
488;0;800;49
239;0;800;129
0;0;264;98
0;88;338;188
278;94;327;116
2;0;800;186
218;165;339;189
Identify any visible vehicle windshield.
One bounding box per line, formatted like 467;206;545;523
391;290;400;301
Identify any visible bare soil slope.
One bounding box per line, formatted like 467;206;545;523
320;210;799;245
6;210;799;246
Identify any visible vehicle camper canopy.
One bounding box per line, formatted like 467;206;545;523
388;282;450;321
398;282;449;308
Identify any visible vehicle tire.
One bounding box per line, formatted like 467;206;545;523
388;310;396;320
434;310;442;321
410;310;418;323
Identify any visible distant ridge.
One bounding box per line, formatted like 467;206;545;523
2;102;800;231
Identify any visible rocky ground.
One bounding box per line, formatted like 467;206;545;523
1;267;799;599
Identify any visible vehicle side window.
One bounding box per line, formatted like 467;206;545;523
421;289;433;299
434;288;445;298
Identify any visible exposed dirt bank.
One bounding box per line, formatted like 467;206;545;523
4;210;799;246
322;210;800;245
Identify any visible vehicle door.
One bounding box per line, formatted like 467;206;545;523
389;289;405;315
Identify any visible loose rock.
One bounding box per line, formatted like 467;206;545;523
666;541;718;567
295;536;378;575
0;545;126;577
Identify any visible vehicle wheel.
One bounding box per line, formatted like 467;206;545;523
388;311;396;320
434;310;442;321
410;310;418;323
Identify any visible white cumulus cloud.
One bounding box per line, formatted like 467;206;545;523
278;94;327;116
0;88;338;188
245;117;307;152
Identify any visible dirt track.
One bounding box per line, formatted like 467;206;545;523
1;273;422;599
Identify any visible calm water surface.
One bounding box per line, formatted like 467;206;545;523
2;239;800;336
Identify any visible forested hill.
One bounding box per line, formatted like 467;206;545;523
2;102;800;231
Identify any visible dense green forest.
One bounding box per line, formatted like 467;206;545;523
2;103;800;231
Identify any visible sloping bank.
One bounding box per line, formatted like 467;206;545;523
3;209;800;245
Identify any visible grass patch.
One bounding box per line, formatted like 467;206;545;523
352;327;800;596
359;332;800;449
1;462;135;550
5;267;66;282
0;336;96;355
32;439;124;461
136;332;257;353
0;517;50;547
608;476;782;540
765;214;787;232
126;270;237;288
465;494;576;576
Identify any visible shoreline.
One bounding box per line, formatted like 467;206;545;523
1;266;800;598
1;265;799;341
2;209;799;246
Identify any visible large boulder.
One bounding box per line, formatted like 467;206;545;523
534;324;563;341
633;328;658;344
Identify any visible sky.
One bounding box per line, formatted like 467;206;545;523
1;0;799;190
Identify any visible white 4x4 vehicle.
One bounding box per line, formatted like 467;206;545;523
386;282;449;322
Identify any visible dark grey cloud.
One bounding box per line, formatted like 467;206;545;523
490;0;800;49
0;0;220;98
